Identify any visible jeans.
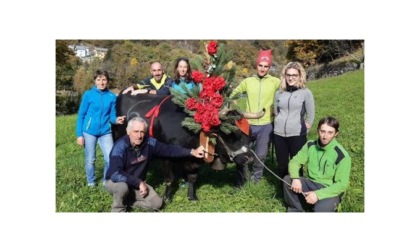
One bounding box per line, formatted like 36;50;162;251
83;132;113;185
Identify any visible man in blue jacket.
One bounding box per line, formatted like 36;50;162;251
105;116;205;212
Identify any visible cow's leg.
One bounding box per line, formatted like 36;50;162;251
234;164;249;188
186;169;199;201
162;160;177;202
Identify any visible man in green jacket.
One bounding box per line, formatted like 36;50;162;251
230;49;280;185
283;116;351;212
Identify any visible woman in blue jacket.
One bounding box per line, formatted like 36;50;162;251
76;70;125;187
171;58;199;93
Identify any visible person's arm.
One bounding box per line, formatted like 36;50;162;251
76;92;90;146
229;79;246;98
149;138;204;159
288;143;309;179
304;89;315;129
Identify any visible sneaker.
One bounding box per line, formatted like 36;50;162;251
87;182;96;187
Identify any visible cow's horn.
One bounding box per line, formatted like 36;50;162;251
242;108;265;119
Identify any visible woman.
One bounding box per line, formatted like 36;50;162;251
171;58;197;93
76;70;125;187
273;62;315;178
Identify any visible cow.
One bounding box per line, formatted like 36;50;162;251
112;92;264;201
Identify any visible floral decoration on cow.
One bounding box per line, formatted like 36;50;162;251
171;40;243;136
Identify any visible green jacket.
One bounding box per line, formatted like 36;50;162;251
231;74;280;125
289;138;351;200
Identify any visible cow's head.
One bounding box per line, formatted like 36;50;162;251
211;108;265;170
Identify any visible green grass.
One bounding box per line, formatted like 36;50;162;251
56;70;364;212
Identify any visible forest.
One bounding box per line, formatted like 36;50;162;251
56;40;364;94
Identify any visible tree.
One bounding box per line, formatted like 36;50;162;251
285;40;364;68
56;40;80;90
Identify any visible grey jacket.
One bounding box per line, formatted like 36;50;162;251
273;88;315;137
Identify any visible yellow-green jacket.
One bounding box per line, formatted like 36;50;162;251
231;74;280;125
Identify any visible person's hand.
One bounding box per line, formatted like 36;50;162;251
76;136;84;147
131;89;148;96
139;181;149;198
291;178;302;193
122;86;134;94
191;145;205;158
116;116;126;125
149;90;157;95
305;122;311;129
304;191;318;204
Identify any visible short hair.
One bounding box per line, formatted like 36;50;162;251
280;62;307;90
94;70;109;81
317;116;340;132
127;116;148;131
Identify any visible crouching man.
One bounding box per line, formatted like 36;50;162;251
105;116;204;212
283;116;351;212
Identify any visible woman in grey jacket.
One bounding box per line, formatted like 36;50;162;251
273;62;315;178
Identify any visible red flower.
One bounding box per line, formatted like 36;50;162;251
210;93;223;108
200;88;215;99
212;76;225;91
185;97;197;110
207;41;218;56
191;70;205;84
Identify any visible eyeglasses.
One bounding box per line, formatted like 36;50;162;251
285;74;299;78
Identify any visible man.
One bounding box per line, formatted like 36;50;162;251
123;61;173;95
105;116;205;212
283;116;352;212
230;49;280;185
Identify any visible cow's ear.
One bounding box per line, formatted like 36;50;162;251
235;118;249;135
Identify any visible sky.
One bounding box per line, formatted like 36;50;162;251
2;1;419;251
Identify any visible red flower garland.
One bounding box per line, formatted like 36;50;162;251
186;41;226;132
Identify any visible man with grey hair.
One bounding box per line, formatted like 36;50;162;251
105;116;205;212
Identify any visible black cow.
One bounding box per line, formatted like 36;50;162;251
112;92;263;201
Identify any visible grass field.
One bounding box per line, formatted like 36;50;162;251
56;69;364;212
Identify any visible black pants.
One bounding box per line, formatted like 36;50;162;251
273;134;307;178
282;175;341;212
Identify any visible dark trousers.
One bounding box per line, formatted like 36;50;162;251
282;175;341;212
273;134;307;178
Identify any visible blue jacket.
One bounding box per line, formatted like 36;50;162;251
76;85;118;137
171;79;197;94
106;135;193;188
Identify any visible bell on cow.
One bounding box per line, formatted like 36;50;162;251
211;157;225;171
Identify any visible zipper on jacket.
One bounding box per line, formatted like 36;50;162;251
100;91;104;135
318;151;325;173
86;117;92;130
284;92;292;137
257;78;262;124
